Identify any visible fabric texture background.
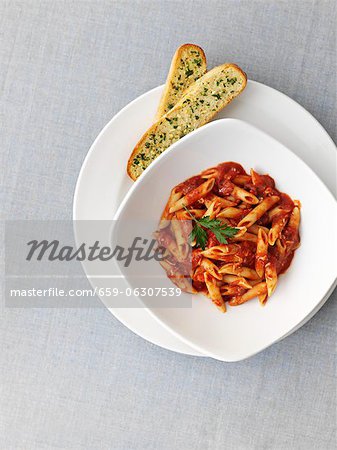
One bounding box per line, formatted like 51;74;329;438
0;1;336;449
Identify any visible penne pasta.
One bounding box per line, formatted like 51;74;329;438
268;205;285;221
217;207;246;219
161;187;182;221
200;167;218;179
268;214;288;245
232;232;258;243
220;284;246;296
275;237;287;256
237;202;251;210
265;261;277;296
204;193;236;208
170;220;186;247
267;201;293;222
288;205;301;230
232;184;259;204
250;168;272;187
192;265;206;283
204;272;226;312
229;282;267;306
219;264;260;280
176;208;205;220
170;220;190;260
238;196;280;228
258;290;268;306
169;178;215;213
255;228;268;278
248;224;269;235
200;257;222;280
202;200;221;219
222;274;252;289
250;278;264;286
231;226;248;238
218;254;243;264
159;260;196;293
282;205;301;252
158;161;301;313
233;174;251;186
201;244;240;260
159;233;185;262
227;195;236;202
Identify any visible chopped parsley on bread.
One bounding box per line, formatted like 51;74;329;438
127;63;247;180
155;44;207;120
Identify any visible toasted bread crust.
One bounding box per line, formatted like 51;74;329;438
155;44;207;120
128;63;247;180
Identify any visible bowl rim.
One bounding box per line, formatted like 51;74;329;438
114;118;336;221
113;118;337;361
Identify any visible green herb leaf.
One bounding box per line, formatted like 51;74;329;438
190;225;208;250
183;207;239;250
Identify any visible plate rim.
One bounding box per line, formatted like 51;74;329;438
73;80;336;211
73;80;337;358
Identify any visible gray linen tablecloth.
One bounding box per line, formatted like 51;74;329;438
1;1;336;449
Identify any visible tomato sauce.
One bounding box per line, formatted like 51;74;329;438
158;162;301;307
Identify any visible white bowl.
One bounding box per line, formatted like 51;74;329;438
114;118;337;361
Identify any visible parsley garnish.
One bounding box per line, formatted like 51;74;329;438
183;206;239;250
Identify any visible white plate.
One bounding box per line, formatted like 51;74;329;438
73;80;336;357
114;118;337;362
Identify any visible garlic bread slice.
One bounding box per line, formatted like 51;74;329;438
128;63;247;180
155;44;207;120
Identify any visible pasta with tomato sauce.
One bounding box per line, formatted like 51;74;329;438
156;162;301;312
